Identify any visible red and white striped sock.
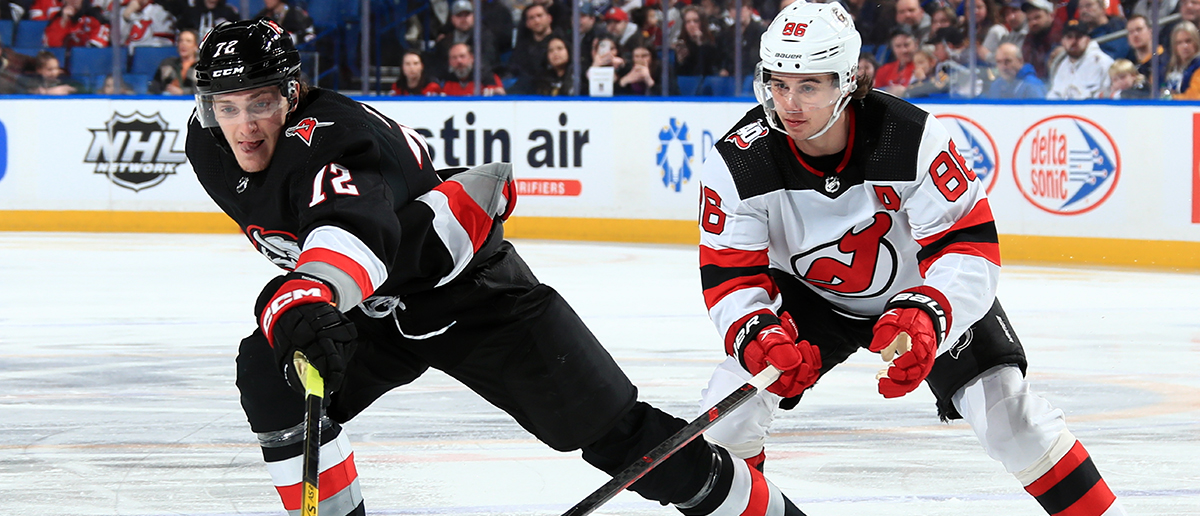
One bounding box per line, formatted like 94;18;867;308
1019;438;1123;516
264;428;364;516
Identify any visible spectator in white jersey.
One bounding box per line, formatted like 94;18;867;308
695;3;1127;516
1046;20;1113;99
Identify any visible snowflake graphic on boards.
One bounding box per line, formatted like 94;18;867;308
656;118;695;192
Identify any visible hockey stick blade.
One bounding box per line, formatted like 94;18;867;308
294;352;325;516
560;365;782;516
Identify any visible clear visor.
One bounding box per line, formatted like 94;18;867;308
763;73;843;112
195;88;288;129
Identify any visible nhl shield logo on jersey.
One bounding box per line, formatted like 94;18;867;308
1012;115;1120;215
246;225;301;269
285;117;335;146
936;114;999;194
84;112;187;191
789;212;900;298
725;120;770;150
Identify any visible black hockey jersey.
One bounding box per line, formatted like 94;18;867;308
699;91;1000;358
188;88;508;311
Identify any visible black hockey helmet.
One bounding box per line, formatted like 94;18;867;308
194;19;301;128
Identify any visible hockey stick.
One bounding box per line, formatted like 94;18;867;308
561;365;783;516
293;352;325;516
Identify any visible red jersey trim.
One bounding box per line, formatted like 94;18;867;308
918;241;1002;277
435;180;493;253
917;198;997;247
786;106;856;178
296;247;377;301
703;273;779;312
700;245;770;269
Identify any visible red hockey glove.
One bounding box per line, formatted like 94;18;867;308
255;273;358;394
736;312;822;398
869;288;949;399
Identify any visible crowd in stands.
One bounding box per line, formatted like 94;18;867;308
1;0;1199;99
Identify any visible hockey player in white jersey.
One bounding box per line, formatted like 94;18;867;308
696;3;1126;515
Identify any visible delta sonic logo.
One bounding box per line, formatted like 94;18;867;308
85;112;187;191
936;114;999;193
657;118;695;192
1012;115;1120;215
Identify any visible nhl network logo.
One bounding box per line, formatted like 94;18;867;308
85;111;187;191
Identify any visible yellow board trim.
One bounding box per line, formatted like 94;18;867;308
3;211;1198;271
0;210;240;234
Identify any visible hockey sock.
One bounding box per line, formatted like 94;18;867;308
1020;439;1121;516
745;450;766;472
259;420;364;516
676;447;805;516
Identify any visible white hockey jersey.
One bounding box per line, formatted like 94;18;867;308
699;92;1000;358
121;3;176;48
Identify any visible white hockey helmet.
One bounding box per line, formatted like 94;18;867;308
754;1;862;139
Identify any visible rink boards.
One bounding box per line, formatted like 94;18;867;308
0;95;1197;270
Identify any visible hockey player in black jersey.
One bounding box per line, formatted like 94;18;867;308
695;3;1126;515
186;19;806;516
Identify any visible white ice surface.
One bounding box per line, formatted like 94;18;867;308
1;232;1198;515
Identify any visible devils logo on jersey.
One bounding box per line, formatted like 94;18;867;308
790;212;899;298
285;117;334;146
246;225;300;269
725;120;770;150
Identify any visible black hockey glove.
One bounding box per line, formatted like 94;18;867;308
255;273;358;394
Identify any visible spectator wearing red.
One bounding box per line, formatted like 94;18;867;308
120;0;176;48
29;0;63;20
441;42;505;96
604;7;639;49
44;0;110;48
873;28;917;93
390;49;442;96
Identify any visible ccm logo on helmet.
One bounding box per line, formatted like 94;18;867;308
781;22;807;37
212;66;245;78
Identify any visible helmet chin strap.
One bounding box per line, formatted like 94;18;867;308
805;93;853;141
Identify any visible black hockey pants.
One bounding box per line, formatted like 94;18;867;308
236;241;715;506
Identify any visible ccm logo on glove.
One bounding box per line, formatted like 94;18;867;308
259;275;334;346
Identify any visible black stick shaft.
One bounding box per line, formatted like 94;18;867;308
295;352;325;516
301;393;322;515
561;366;781;516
